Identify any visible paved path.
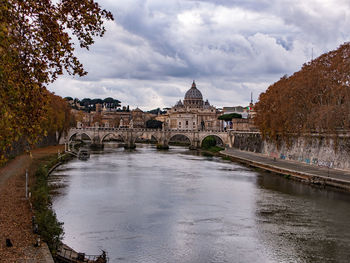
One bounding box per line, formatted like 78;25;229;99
0;146;62;263
221;148;350;191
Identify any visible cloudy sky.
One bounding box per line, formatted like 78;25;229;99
48;0;350;110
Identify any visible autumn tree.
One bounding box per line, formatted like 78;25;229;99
0;0;113;164
255;42;350;140
43;91;74;143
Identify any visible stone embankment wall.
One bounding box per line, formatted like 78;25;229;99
6;133;60;160
233;132;263;153
233;132;350;171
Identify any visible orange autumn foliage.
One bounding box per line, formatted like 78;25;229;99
43;92;75;142
255;42;350;139
0;0;113;164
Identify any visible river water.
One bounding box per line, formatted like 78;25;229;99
50;144;350;263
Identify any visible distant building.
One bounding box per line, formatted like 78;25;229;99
72;106;153;128
163;81;223;130
222;95;257;131
222;106;249;119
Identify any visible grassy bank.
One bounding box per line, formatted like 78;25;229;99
200;135;224;155
204;146;224;153
30;153;72;254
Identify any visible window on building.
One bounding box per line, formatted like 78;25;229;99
186;120;188;125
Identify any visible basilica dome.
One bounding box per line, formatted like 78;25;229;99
184;81;204;108
184;81;203;100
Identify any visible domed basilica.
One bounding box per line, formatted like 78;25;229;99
164;81;223;130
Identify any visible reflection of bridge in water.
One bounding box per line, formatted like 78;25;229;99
65;127;234;149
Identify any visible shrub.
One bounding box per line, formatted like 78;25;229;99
218;113;242;121
31;160;64;254
201;136;217;149
36;209;64;253
146;119;163;129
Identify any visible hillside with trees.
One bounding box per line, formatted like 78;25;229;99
255;42;350;139
65;97;121;112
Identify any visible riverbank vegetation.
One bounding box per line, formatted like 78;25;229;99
31;153;72;254
201;136;224;153
0;0;113;165
255;42;350;141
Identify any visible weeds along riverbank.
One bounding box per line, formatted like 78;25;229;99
30;152;73;255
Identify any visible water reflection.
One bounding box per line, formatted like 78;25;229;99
255;173;350;262
50;144;350;263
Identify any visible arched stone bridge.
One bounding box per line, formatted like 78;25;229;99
65;127;234;149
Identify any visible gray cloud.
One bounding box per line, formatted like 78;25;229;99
49;0;350;110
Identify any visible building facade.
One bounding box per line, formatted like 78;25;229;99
163;81;223;130
73;106;154;128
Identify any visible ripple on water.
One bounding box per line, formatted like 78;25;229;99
50;144;350;263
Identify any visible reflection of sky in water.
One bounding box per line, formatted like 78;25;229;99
50;144;350;263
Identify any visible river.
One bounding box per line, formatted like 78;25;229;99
50;144;350;263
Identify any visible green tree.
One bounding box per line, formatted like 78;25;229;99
201;136;217;149
103;97;121;110
146;120;163;129
92;98;103;105
148;108;166;115
218;113;242;121
0;0;113;164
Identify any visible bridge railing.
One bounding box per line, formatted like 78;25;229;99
71;127;228;133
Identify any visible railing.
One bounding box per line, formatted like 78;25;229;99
56;244;108;262
71;127;228;133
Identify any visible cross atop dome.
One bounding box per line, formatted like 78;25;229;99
192;80;196;88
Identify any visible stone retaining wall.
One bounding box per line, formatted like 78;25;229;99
232;132;350;171
233;132;263;153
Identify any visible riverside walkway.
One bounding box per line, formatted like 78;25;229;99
0;146;61;262
221;148;350;192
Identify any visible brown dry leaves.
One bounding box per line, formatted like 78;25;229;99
0;145;64;262
0;0;113;164
0;163;41;262
255;42;350;139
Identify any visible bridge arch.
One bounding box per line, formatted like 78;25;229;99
132;132;161;144
168;133;192;146
101;132;126;143
200;134;225;148
68;132;93;143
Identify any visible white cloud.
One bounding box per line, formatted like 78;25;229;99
48;0;350;110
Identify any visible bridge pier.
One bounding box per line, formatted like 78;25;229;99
124;141;136;149
123;131;137;149
90;143;104;150
124;136;136;149
156;140;169;150
156;131;169;150
189;137;200;150
91;135;104;150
